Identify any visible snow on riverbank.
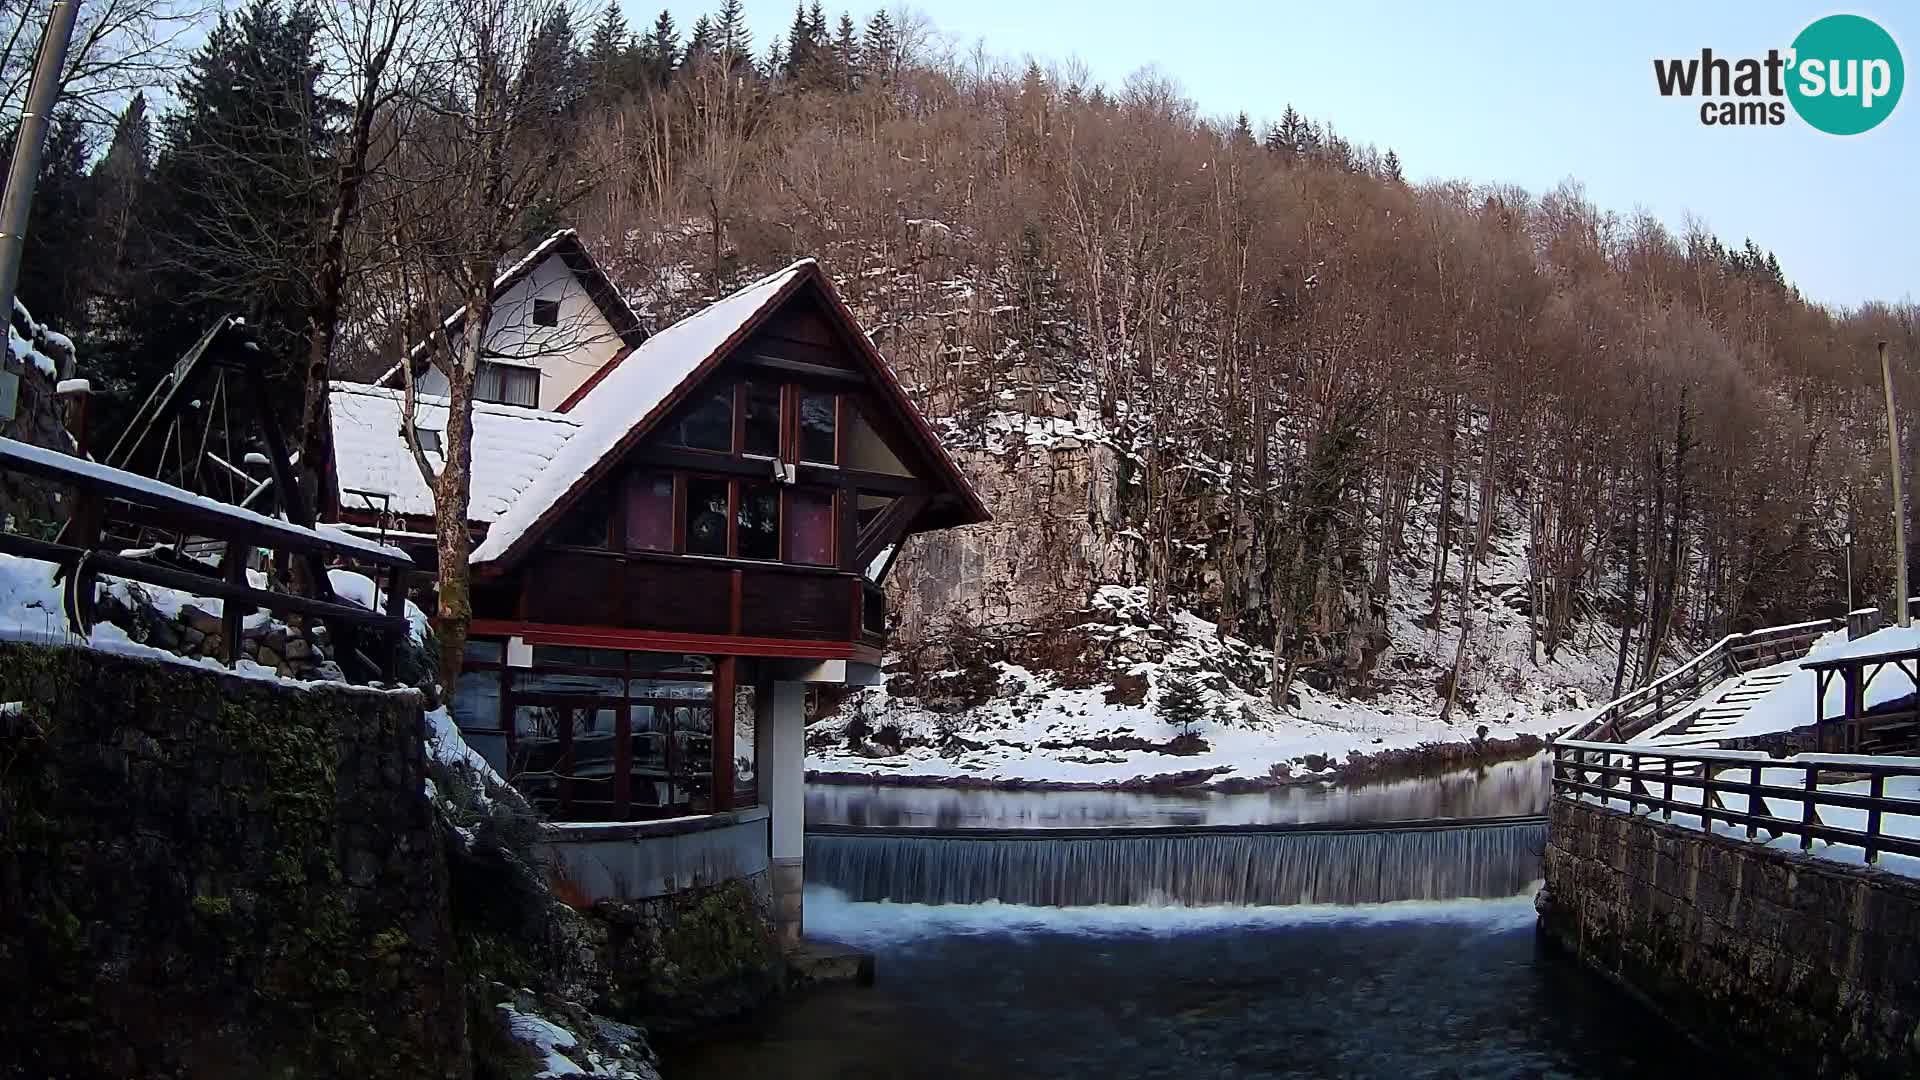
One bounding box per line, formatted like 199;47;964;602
810;584;1598;788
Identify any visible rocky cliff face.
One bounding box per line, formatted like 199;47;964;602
891;435;1131;644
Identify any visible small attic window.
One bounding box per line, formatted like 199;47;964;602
532;298;560;327
410;425;443;454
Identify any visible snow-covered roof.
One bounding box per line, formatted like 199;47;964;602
329;383;580;523
469;259;816;564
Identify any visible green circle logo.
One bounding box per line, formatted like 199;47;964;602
1788;14;1904;135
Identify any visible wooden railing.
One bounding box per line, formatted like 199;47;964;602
0;436;413;680
1553;738;1920;864
1565;618;1844;743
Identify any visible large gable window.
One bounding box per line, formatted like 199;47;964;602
799;390;837;464
742;381;781;458
624;471;674;552
671;385;734;452
476;360;539;407
737;482;780;560
686;477;730;555
787;488;835;566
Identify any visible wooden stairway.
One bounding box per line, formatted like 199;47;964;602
1646;668;1800;747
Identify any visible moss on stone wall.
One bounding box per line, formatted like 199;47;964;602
596;877;784;1033
0;641;466;1080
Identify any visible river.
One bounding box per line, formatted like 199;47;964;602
803;753;1551;830
666;759;1712;1078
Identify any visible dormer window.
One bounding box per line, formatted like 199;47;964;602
476;360;539;407
532;298;560;327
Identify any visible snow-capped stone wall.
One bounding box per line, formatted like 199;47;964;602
0;640;467;1078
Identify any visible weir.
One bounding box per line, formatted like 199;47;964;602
805;815;1546;906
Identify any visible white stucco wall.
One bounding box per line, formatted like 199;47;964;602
413;254;622;410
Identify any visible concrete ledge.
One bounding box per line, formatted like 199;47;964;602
787;940;875;989
539;806;772;902
542;804;770;842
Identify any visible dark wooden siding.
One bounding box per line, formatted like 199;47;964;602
521;550;620;625
621;560;734;635
739;570;851;640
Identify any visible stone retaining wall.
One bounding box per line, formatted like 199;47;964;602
1540;797;1920;1078
0;641;466;1079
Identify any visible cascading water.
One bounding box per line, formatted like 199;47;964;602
805;818;1546;906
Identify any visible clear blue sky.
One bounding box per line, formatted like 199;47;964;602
651;0;1915;309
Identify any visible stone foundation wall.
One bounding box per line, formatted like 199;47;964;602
1540;797;1920;1079
0;642;466;1079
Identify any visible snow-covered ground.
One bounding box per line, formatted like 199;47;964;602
810;581;1604;788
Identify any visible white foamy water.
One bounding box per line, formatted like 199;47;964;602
802;883;1544;946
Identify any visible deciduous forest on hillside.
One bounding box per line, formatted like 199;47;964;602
9;0;1919;714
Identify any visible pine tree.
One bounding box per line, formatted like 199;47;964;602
1382;149;1404;184
10;110;95;329
833;12;859;90
107;0;332;416
715;0;752;72
1231;110;1254;148
783;2;813;79
862;9;896;82
684;15;714;70
586;1;631;98
87;93;151;280
641;10;679;85
1156;674;1208;736
1273;105;1306;162
518;7;584;114
765;36;787;81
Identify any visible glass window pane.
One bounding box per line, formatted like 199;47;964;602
671;384;733;452
452;669;502;729
743;381;781;457
672;704;714;812
504;367;539;407
737;482;779;560
787;489;834;566
529;641;625;668
733;683;757;805
625;472;674;552
686;477;730;555
463;638;504;663
630;705;670;808
632;653;713;676
553;483;611;547
629;678;715;701
800;391;836;463
515;670;624;696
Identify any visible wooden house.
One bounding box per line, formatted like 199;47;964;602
327;235;987;940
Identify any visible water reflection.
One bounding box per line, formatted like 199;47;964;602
806;754;1550;830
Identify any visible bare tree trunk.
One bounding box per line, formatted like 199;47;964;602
434;276;489;684
1440;419;1495;724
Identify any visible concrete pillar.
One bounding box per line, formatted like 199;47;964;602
765;680;807;946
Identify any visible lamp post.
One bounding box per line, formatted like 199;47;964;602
0;1;81;327
1882;340;1909;627
1845;528;1855;615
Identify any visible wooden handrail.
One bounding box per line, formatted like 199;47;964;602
1566;617;1845;743
1553;739;1920;864
0;437;414;681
